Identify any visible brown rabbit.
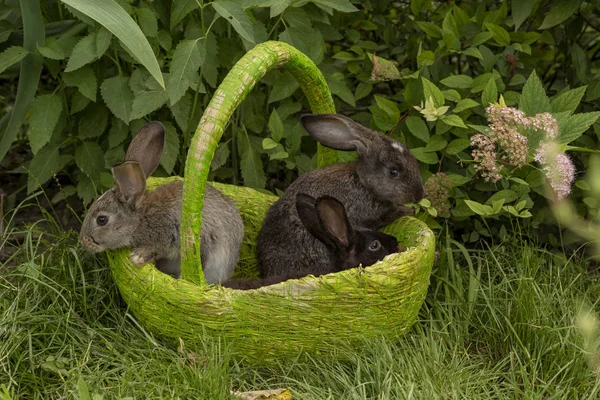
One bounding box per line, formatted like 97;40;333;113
257;114;424;278
222;193;400;290
79;122;244;283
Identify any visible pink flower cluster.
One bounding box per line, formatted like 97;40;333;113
471;134;502;182
424;172;454;214
471;104;574;199
534;141;575;199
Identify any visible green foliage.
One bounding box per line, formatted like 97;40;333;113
3;0;600;246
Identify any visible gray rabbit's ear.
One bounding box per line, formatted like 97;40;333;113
315;196;351;249
125;121;165;177
111;161;146;205
296;193;337;249
300;114;374;156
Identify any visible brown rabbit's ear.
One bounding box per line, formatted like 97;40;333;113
111;161;146;205
125;121;165;177
296;193;337;249
300;114;374;156
315;196;351;249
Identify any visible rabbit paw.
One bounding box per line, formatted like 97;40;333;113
130;249;155;267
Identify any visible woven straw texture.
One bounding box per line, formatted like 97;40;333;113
106;41;435;363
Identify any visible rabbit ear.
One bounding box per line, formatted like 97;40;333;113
125;121;165;177
315;196;352;249
300;114;374;155
111;161;146;205
295;193;337;249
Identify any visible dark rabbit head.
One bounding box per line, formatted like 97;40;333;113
79;122;166;253
300;114;425;207
295;193;399;272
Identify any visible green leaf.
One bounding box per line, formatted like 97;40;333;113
355;82;372;101
411;147;439;164
101;75;134;123
539;0;583;30
270;151;289;160
441;114;467;128
310;0;358;12
453;98;479;113
512;0;536;31
239;132;266;189
136;8;158;37
27;143;60;193
268;110;284;142
62;0;165;88
170;0;198;29
63;66;97;101
158;30;172;51
486;189;519;205
425;135;447;152
77;174;97;204
519;70;550;116
481;77;498;106
162;121;179;174
213;0;255;43
76;141;104;180
65;33;96;72
557;112;600;144
448;173;471;186
422;77;445;107
95;27;112;58
571;44;588;84
326;72;355;106
551;86;587;115
130;87;169;121
0;46;28;73
28;94;63;154
211;141;230;171
37;39;65;60
470;32;494;47
169;92;192;133
167;38;205;105
440;74;473;89
78;105;109;139
368;53;402;81
262;138;279;150
279;27;324;65
445;138;471;155
374;95;399;122
108;117;128;148
417;50;434;67
77;377;92;400
416;21;442;38
268;71;299;103
464;199;494;216
484;23;510;46
405;116;429;143
70;91;90;115
462;46;483;60
444;89;461;102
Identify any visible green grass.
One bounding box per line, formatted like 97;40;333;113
2;207;600;399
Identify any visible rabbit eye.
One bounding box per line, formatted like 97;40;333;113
96;216;108;226
389;168;399;177
369;240;381;251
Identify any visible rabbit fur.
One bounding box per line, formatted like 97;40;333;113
257;114;424;277
223;193;400;290
79;121;244;283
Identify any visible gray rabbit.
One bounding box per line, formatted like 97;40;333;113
223;193;401;290
257;114;424;277
79;121;244;283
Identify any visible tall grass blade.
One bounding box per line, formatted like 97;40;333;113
60;0;165;88
0;0;44;162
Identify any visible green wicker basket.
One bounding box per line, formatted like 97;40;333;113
107;41;435;363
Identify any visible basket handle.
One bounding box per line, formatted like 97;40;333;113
180;41;337;284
